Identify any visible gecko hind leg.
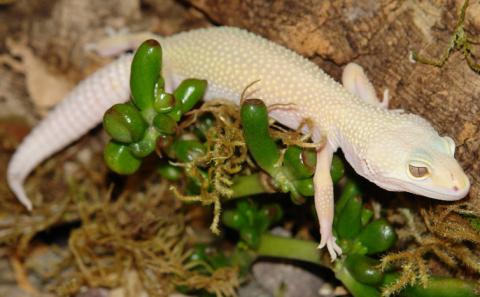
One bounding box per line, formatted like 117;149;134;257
85;31;160;57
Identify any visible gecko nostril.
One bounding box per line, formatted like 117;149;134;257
453;186;459;191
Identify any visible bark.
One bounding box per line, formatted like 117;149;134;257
188;0;480;200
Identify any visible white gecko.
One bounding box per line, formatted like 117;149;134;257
7;27;471;260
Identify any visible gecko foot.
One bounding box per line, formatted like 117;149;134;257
318;224;342;261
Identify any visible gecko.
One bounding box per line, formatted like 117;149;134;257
7;27;471;260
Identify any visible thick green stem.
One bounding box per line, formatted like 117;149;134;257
141;107;157;124
231;173;270;198
383;273;479;297
256;234;327;267
129;127;160;158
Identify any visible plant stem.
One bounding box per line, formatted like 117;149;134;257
255;235;480;297
256;234;328;267
231;173;270;198
383;273;479;297
256;234;381;297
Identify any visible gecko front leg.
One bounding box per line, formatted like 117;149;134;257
314;144;342;261
314;62;379;260
269;101;341;260
342;63;389;108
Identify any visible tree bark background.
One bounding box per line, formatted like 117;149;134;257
189;0;480;201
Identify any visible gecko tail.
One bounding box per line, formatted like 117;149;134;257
6;173;32;211
6;54;133;209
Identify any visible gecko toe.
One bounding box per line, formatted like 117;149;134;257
326;239;340;262
333;238;343;255
318;237;327;249
318;232;342;261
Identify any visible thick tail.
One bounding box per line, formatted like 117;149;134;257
7;54;133;210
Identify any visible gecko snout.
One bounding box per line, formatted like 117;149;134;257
447;170;470;200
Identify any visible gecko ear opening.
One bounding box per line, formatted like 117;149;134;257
443;136;456;156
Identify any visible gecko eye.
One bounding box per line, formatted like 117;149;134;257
408;164;430;179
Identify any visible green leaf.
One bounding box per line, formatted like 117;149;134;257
174;78;208;113
335;180;362;218
237;200;256;226
335;265;381;297
361;208;374;226
336;195;363;240
284;146;316;179
240;99;281;175
103;103;147;143
166;95;183;122
157;162;182;180
172;139;205;163
294;178;314;196
104;141;142;174
356;219;396;255
331;154;345;184
222;210;248;230
130;39;162;110
345;254;384;286
153;113;177;135
240;227;261;248
153;90;175;114
260;204;284;224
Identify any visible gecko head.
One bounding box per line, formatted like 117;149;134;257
351;114;470;201
398;136;470;200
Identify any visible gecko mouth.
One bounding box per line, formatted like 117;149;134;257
380;175;469;201
407;183;469;201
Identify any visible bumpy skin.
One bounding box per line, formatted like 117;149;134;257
7;27;470;260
